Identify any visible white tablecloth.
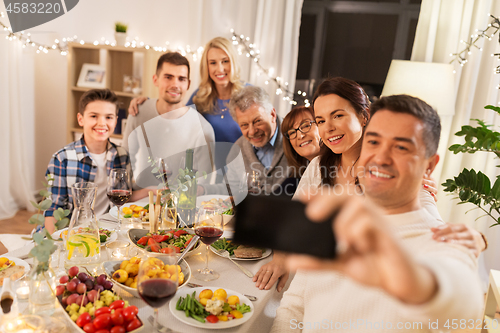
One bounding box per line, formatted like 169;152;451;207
8;214;289;333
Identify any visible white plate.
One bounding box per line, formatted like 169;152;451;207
53;228;117;247
210;242;272;261
109;199;150;219
169;287;254;329
2;256;30;281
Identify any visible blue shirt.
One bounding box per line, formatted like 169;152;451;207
187;89;242;143
254;126;278;169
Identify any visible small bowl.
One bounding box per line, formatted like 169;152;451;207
127;228;200;256
102;259;191;298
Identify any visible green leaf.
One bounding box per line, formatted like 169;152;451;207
152;167;159;173
39;189;51;198
53;209;63;221
30;200;40;210
485;105;500;115
40;199;52;210
202;171;207;179
492;177;500;200
55;218;69;230
64;209;70;216
33;231;45;245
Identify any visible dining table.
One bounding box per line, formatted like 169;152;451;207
3;210;291;333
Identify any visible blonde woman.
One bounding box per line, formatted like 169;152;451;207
187;36;246;143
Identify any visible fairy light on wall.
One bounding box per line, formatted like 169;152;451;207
450;14;500;78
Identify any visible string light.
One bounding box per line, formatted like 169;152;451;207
450;14;500;73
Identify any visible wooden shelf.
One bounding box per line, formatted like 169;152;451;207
66;43;160;144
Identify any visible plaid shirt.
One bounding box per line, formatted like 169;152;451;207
44;137;130;217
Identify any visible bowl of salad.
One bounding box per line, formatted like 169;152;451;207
127;228;200;255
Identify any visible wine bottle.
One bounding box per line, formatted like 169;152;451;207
178;149;197;227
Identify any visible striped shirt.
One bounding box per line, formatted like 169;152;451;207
44;137;130;217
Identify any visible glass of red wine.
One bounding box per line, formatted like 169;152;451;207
107;168;132;232
194;206;223;281
137;253;178;331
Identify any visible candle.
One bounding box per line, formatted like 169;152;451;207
15;286;29;300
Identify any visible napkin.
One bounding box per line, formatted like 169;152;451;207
0;234;33;258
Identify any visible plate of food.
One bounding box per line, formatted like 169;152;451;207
169;287;254;329
197;195;234;225
0;256;29;286
128;228;201;255
102;256;191;298
109;200;150;220
53;227;117;246
210;238;272;261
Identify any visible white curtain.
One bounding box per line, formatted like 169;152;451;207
412;0;500;284
0;37;36;219
249;0;304;117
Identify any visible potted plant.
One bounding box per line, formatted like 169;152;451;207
442;105;500;227
115;22;128;46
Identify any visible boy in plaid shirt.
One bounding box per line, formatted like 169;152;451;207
44;89;148;234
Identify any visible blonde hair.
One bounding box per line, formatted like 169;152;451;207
193;37;244;114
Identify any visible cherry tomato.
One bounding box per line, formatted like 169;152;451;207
110;326;126;333
110;311;124;326
83;323;96;333
174;230;188;237
147;238;160;252
137;236;149;246
152;235;168;243
160;247;174;254
94;307;111;317
76;312;92;327
93;314;112;330
126;306;139;316
126;319;142;332
109;300;125;310
173;246;181;253
206;315;219;323
122;307;136;322
94;330;110;333
114;308;124;316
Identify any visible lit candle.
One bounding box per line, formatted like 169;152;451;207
15;286;29;300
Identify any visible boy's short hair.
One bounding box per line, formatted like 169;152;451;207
79;89;119;115
156;52;190;78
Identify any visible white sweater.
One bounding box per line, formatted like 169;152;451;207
271;209;483;333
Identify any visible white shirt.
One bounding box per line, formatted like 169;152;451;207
89;151;109;217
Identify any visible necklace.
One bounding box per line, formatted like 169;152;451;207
221;107;228;119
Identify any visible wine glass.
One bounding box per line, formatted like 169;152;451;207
247;170;263;195
107;168;132;232
137;253;179;332
194;206;223;281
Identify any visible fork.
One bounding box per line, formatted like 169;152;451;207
147;315;180;333
186;282;258;301
214;249;254;278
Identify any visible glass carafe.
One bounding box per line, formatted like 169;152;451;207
64;182;100;266
161;191;178;230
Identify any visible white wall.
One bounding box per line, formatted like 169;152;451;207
1;0;266;190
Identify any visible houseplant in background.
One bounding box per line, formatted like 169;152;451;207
27;176;70;315
442;105;500;227
115;22;128;46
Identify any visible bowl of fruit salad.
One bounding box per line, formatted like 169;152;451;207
102;256;191;298
55;266;144;333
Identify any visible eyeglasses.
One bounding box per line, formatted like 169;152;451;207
285;120;316;139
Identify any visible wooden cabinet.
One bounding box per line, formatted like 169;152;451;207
66;43;160;145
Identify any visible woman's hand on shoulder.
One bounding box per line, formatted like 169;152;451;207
422;174;438;202
431;222;486;257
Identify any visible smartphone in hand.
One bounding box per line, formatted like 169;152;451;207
233;195;337;259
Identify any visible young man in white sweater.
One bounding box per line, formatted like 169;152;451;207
271;95;483;332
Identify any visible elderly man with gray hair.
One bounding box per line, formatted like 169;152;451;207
200;85;289;199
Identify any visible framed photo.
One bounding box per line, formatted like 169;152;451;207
77;63;106;88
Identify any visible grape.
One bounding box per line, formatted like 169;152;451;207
84;279;94;290
103;280;113;290
87;290;99;302
96;274;107;285
70;277;81;285
59;275;69;284
61;296;68;307
77;272;88;282
93;284;104;293
66;281;77;292
68;266;79;277
87;275;95;284
75;295;88;306
55;285;66;296
66;293;79;305
76;283;87;294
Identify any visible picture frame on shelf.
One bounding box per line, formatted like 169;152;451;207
77;63;106;88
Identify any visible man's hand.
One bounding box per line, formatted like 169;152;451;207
431;223;486;257
253;252;289;292
287;192;438;305
128;96;148;116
